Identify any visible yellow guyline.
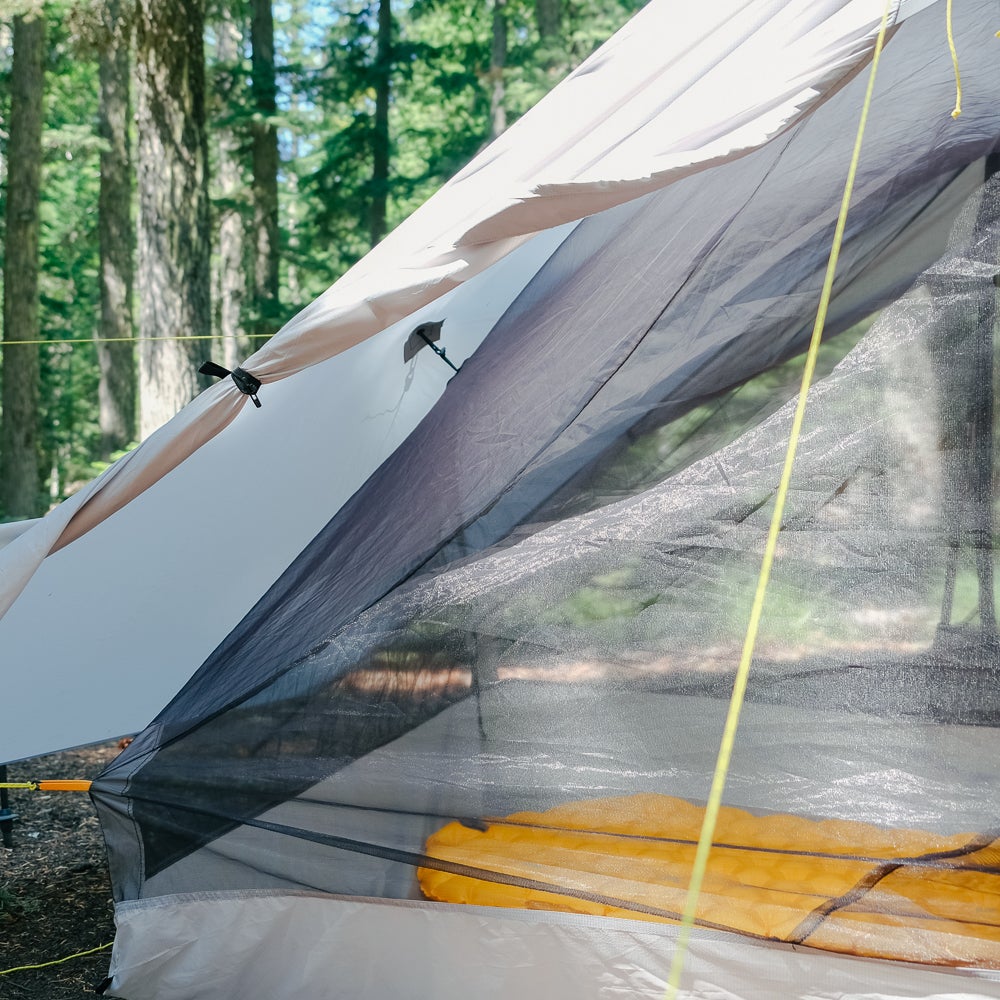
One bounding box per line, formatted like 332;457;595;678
0;779;105;976
1;333;271;347
947;0;962;117
0;942;113;977
662;1;895;996
0;780;92;792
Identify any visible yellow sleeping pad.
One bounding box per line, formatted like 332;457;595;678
419;793;1000;966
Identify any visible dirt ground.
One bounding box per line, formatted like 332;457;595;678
1;741;122;999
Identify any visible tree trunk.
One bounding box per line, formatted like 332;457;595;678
284;128;303;310
489;0;507;141
96;0;136;458
1;12;45;518
134;0;212;440
214;13;249;370
250;0;280;340
535;0;560;40
369;0;391;247
534;0;561;74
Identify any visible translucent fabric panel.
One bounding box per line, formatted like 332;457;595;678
95;175;1000;968
105;892;1000;1000
128;0;1000;733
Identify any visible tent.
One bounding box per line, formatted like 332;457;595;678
4;0;1000;995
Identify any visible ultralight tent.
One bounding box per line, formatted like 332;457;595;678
4;0;1000;996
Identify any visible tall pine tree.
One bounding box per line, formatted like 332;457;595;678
369;0;392;245
1;9;46;517
488;0;507;140
210;7;251;369
134;0;211;439
250;0;280;336
95;0;136;457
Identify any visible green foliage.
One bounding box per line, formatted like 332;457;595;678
303;0;398;270
0;0;644;508
0;8;104;509
84;440;136;480
0;883;42;919
303;0;644;278
37;14;103;500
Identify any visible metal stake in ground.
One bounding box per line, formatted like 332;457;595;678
0;764;17;849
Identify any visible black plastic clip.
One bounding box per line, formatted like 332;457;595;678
200;361;262;407
403;320;460;374
459;816;489;832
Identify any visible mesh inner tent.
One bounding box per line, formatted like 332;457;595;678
94;170;1000;967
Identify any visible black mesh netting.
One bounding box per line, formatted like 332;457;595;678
95;173;1000;967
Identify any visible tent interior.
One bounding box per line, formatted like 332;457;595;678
98;164;1000;971
6;0;1000;996
100;110;1000;1000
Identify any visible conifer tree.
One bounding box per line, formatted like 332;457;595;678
1;9;46;517
134;0;211;439
369;0;392;245
210;7;251;369
95;0;136;457
250;0;280;335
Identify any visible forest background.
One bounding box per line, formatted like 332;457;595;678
0;0;643;521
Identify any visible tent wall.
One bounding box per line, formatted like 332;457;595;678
101;694;1000;900
106;894;1000;1000
98;162;1000;988
0;0;901;648
0;226;574;763
132;0;1000;739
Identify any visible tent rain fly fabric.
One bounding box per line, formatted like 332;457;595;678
99;168;1000;958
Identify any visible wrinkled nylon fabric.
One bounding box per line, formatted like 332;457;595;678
96;158;1000;973
134;0;1000;733
105;892;1000;1000
82;0;1000;993
0;0;894;624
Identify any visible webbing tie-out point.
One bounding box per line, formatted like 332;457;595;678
199;360;263;406
661;1;894;996
403;320;461;374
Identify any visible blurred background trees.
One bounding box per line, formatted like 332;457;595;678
0;0;643;518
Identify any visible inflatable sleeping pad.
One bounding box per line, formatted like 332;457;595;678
419;793;1000;966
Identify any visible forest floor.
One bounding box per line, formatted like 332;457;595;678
1;741;121;999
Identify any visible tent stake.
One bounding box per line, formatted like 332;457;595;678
0;765;16;849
